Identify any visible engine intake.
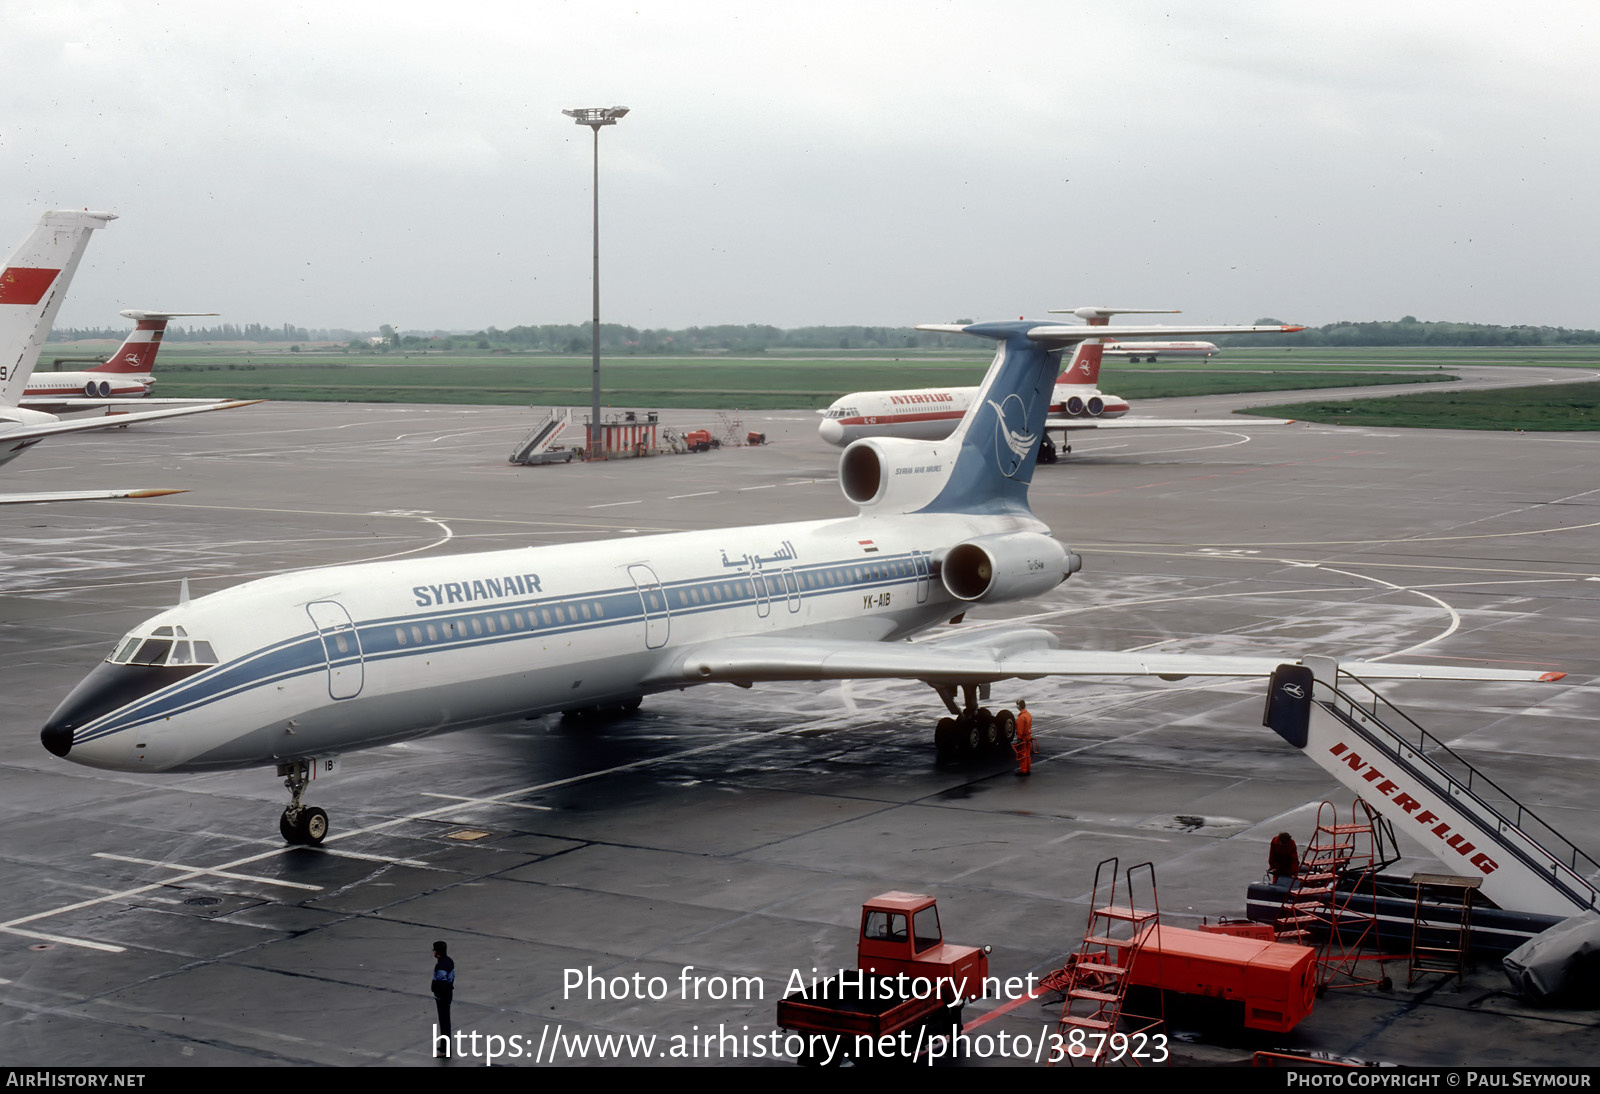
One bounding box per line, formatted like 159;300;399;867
941;532;1081;602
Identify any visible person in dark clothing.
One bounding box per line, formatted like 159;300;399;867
1268;832;1299;884
432;940;455;1057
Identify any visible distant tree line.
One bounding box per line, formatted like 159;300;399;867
49;317;1600;351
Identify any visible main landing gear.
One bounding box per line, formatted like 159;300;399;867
278;759;329;846
931;683;1017;765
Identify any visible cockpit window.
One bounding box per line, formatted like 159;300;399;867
108;630;220;667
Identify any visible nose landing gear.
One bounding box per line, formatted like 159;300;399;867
277;759;329;846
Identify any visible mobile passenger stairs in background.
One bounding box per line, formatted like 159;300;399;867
1045;858;1165;1067
1256;656;1600;957
508;408;574;465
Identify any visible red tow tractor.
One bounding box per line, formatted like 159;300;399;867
777;892;989;1065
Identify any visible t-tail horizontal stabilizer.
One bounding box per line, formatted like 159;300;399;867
909;319;1305;515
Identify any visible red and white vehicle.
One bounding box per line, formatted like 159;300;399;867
22;309;218;413
818;307;1292;460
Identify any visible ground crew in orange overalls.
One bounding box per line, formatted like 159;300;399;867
1013;699;1037;775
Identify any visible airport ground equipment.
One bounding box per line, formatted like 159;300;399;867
1123;926;1317;1035
1407;873;1479;987
776;891;988;1065
715;410;742;447
1275;800;1392;992
1263;657;1599;919
1246;875;1563;961
682;429;716;453
508;409;574;465
1048;859;1165;1066
576;410;659;459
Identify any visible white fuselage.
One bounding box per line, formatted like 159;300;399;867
818;382;1130;447
24;370;153;401
53;507;1046;774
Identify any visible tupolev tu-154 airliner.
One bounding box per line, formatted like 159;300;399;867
40;315;1564;846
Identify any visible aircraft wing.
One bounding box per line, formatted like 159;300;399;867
918;322;1305;342
655;632;1564;687
19;396;236;415
1044;416;1296;430
0;487;187;506
0;399;262;443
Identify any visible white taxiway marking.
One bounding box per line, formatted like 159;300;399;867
421;792;552;812
93;853;324;891
587;500;641;508
669;491;717;500
0;925;124;953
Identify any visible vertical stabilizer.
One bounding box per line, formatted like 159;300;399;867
1;210;117;404
1057;341;1105;386
912;322;1064;515
91;310;216;375
1046;307;1177;386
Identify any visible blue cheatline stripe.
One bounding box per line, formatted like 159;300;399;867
72;553;934;743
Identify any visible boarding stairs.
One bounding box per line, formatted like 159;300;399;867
1048;858;1165;1067
1264;657;1600;920
508;409;572;464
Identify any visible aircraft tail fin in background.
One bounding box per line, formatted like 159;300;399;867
91;311;217;375
912;319;1304;516
1;210;117;404
1044;307;1180;385
1058;341;1104;385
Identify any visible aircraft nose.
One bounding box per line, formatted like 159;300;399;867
818;418;844;446
39;660;204;765
40;717;72;757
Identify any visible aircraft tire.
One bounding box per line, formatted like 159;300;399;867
959;715;982;758
281;806;330;846
994;709;1016;748
976;707;998;751
935;717;958;764
300;807;330;846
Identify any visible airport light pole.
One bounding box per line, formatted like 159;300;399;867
563;105;630;460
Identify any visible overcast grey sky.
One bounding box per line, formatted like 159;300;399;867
5;0;1597;333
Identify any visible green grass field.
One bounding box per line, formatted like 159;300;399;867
1240;380;1600;431
37;343;1600;425
41;346;1460;409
